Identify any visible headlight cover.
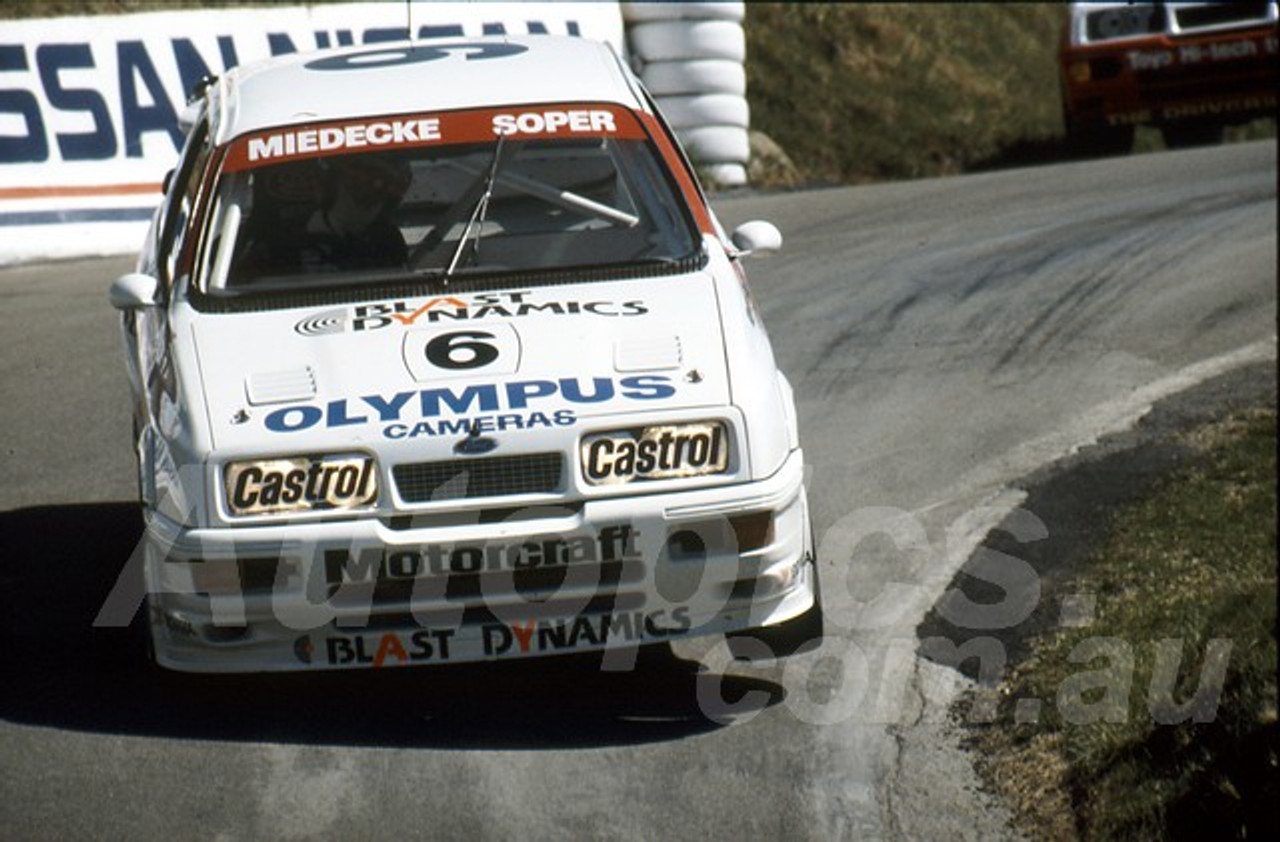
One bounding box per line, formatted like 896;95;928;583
581;421;730;486
224;453;378;516
1085;5;1166;42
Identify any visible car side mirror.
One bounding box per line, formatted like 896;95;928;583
730;220;782;257
109;273;162;310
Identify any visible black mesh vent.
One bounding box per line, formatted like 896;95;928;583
1175;2;1269;31
191;252;707;314
393;453;563;502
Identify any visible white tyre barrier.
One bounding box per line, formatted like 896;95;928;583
657;93;750;130
621;1;745;23
677;125;750;165
623;7;753;186
627;19;745;63
700;162;748;187
640;59;746;96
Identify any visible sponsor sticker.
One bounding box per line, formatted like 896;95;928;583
481;607;693;657
293;290;649;336
320;629;456;667
262;375;677;438
302;607;693;667
581;421;729;485
224;453;377;516
222;103;645;172
322;524;640;593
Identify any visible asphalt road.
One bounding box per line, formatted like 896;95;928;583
1;140;1275;840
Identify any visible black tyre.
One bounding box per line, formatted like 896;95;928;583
1161;121;1225;149
1066;119;1135;158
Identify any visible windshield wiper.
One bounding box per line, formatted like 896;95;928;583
408;138;517;278
440;158;639;228
441;135;509;284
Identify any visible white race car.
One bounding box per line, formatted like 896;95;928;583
110;35;821;672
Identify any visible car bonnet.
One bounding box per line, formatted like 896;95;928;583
189;271;731;455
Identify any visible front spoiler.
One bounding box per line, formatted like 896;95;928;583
143;448;818;673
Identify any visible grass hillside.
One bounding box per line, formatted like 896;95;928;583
744;3;1066;184
743;3;1274;186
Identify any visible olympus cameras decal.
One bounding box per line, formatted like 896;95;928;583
263;375;677;439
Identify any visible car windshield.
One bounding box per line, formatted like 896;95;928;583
199;106;700;296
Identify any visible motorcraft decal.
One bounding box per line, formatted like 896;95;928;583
293;290;648;336
262;375;676;437
323;524;640;590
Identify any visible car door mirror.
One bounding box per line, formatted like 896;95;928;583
730;220;782;257
109;273;162;310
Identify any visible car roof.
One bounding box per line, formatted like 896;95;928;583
206;35;645;145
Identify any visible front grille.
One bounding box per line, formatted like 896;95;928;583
1175;2;1271;32
393;453;563;502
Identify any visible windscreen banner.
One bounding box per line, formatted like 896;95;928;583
0;2;625;266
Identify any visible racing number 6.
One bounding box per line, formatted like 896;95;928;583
425;330;500;369
404;324;519;380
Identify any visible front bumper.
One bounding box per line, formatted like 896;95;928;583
1061;27;1279;128
144;448;817;672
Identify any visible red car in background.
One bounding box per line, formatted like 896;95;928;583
1060;1;1278;154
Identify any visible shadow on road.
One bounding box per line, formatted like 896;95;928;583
0;503;784;749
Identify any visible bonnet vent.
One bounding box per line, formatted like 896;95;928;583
245;367;317;406
613;334;682;372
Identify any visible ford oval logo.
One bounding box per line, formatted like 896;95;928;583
454;429;498;456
